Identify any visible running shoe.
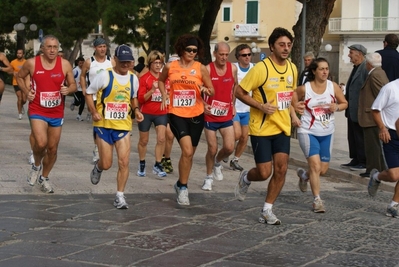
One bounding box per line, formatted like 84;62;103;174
259;209;281;225
230;160;243;171
114;194;129;209
174;183;190;205
235;170;249;201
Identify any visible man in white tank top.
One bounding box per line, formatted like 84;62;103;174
80;38;115;163
229;44;254;171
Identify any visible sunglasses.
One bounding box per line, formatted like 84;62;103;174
185;48;198;53
240;53;251;57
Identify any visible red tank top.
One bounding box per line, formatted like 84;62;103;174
137;71;167;115
204;62;234;122
30;56;65;118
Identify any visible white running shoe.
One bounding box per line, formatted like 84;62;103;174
201;178;213;191
152;164;167;178
27;165;41;186
38;176;54;193
21;106;25;115
259;209;281;225
213;165;223;181
174;183;190;205
114;194;128;209
28;153;35;165
18;114;22;120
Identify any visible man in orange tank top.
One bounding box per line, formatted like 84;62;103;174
17;35;76;193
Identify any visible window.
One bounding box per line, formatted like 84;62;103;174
374;0;388;30
222;6;231;22
246;1;258;24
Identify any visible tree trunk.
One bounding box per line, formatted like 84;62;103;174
198;0;223;65
291;0;336;70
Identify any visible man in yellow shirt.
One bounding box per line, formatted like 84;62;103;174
235;27;298;225
10;49;27;119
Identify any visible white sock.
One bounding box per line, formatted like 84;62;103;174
233;156;239;161
206;174;213;179
243;173;251;184
373;171;380;182
263;202;273;211
314;195;321;201
116;191;124;197
389;201;398;208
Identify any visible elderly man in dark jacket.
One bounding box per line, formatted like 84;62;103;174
341;44;369;172
358;52;388;177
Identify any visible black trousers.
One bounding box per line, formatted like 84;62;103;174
347;117;366;165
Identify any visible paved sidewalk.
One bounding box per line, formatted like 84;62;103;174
0;87;397;267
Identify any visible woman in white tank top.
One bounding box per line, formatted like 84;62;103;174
291;58;348;213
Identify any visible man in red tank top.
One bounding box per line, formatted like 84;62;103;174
202;42;238;191
17;35;76;193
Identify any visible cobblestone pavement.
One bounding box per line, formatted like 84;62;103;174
0;87;398;267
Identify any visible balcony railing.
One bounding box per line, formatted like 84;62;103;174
329;17;399;33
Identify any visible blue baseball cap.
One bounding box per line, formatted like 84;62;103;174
115;44;134;61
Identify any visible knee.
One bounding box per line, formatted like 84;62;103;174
138;138;148;147
157;135;166;145
118;158;129;170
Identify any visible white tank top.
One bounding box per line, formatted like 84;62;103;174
298;80;336;136
88;56;113;100
234;62;253;113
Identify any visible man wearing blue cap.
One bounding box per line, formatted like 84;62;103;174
81;37;115;164
341;44;368;174
85;44;143;209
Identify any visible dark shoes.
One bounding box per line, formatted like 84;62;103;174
340;160;358;168
360;172;370;177
350;164;366;172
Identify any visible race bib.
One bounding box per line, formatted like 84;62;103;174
210;100;229;116
276;91;293;110
151;89;162;102
312;106;332;128
104;102;128;120
40;91;61;108
173;90;196;107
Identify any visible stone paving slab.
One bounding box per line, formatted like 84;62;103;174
1;87;398;266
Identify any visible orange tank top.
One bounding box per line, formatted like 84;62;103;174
168;61;204;118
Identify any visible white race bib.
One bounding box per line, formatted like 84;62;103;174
40;91;61;108
276;91;293;110
210;100;229;116
104;102;128;120
173;90;196;107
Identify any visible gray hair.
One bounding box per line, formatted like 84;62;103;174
40;35;59;48
214;42;230;52
365;52;382;68
304;51;315;59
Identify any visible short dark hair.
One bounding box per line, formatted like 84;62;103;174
384;34;399;49
268;27;293;52
234;44;251;59
306;57;329;81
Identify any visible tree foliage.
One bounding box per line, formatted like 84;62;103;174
292;0;336;70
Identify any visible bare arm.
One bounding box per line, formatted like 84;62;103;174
0;54;13;73
235;85;277;115
80;59;90;95
60;59;77;95
16;58;34;101
200;64;214;96
332;82;348;112
158;63;170;111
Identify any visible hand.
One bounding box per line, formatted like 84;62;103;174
92;112;102;122
291;114;301;127
295;100;305;115
379;127;391;143
200;86;213;96
152;81;158;91
260;99;278;115
60;86;69;96
135;110;144;122
27;89;36;102
329;102;338;113
204;103;212;115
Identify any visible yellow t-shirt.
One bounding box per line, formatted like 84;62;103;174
93;70;134;131
239;57;297;136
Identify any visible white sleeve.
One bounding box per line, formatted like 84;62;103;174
86;70;109;95
132;74;139;98
371;85;390;111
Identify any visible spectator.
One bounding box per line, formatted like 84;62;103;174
376;33;399;82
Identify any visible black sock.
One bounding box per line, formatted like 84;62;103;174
177;181;187;188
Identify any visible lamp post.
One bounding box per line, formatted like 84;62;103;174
250;42;261;63
13;16;37;51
